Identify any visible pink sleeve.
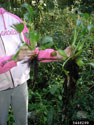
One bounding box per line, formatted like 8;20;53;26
0;56;17;74
0;55;12;64
0;61;17;74
35;48;58;62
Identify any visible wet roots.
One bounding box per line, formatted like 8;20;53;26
62;59;79;123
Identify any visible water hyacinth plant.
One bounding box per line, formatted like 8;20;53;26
58;13;94;123
11;3;55;63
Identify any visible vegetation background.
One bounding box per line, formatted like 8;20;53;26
1;0;94;125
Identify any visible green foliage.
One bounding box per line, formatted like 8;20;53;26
12;23;24;33
69;69;94;120
5;1;94;125
28;62;63;125
39;36;54;49
22;3;34;23
55;12;94;75
58;49;68;58
12;4;55;59
29;31;39;50
27;6;94;124
76;58;84;66
7;108;15;125
73;0;94;13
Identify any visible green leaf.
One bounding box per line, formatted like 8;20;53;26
82;13;89;19
25;33;29;40
22;3;34;16
58;95;62;100
81;26;87;35
72;27;78;47
24;12;33;22
78;42;85;50
47;107;54;125
75;49;84;57
11;48;21;61
76;40;86;51
88;62;94;68
76;58;84;66
88;24;94;32
22;3;34;23
42;36;53;44
30;31;39;42
58;49;68;58
12;23;24;33
75;40;92;57
49;85;58;95
30;31;39;50
41;36;54;49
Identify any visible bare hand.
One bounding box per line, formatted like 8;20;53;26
57;45;74;59
15;46;35;62
64;45;74;57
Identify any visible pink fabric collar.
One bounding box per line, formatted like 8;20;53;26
0;8;7;29
0;8;6;15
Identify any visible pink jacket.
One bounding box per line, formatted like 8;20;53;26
0;8;58;91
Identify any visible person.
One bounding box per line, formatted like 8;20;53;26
0;8;73;125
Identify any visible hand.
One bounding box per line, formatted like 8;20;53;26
15;46;35;62
64;45;74;57
57;45;74;59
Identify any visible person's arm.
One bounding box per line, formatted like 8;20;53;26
15;46;74;63
0;56;17;74
37;46;74;62
37;49;59;62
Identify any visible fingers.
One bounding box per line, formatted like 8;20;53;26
19;50;35;57
16;47;36;62
16;55;31;62
64;46;74;57
21;46;29;50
